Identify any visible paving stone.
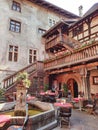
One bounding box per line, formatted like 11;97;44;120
53;109;98;130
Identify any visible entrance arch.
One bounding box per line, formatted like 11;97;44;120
67;78;78;98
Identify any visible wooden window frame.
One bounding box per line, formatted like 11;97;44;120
93;76;98;85
10;20;21;33
29;49;37;64
8;45;18;62
12;1;21;12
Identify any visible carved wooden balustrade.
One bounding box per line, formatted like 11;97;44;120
45;34;61;50
45;34;81;52
45;30;98;51
3;61;44;89
44;42;98;71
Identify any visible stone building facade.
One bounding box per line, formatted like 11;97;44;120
0;0;79;86
43;3;98;99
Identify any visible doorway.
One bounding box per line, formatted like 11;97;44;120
67;79;78;98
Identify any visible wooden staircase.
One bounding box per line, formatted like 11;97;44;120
3;61;44;100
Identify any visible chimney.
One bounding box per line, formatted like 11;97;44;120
78;5;83;17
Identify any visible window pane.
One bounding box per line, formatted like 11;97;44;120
14;46;18;52
29;55;32;63
16;26;20;32
9;52;12;61
34;50;36;55
33;56;36;62
29;49;32;54
9;45;13;52
14;53;18;62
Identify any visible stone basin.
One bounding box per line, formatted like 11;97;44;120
0;100;57;130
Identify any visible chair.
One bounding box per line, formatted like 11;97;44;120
86;99;97;115
57;107;72;128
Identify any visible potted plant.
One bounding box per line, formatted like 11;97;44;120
63;83;68;97
44;84;49;92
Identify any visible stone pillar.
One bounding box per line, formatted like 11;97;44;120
14;84;27;116
80;68;91;99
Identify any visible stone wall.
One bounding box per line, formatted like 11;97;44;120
0;0;71;84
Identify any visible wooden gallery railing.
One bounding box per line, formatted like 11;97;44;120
44;42;98;70
3;61;44;89
45;34;81;51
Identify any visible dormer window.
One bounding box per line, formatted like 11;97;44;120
12;1;21;12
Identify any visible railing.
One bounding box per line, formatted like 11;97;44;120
45;34;61;50
45;34;81;51
3;61;44;89
44;42;98;70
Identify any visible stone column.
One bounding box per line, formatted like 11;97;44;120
80;68;91;99
14;84;27;116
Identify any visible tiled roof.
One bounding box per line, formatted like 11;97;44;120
83;3;98;17
29;0;79;18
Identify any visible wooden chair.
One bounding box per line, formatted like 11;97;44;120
57;107;72;128
86;99;97;115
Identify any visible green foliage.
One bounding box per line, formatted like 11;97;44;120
0;88;5;98
16;72;28;81
44;84;49;92
16;72;31;88
63;83;68;94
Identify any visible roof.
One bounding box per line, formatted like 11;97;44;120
42;20;69;37
29;0;79;18
83;3;98;17
69;3;98;28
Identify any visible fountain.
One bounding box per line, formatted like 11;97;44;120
0;72;57;130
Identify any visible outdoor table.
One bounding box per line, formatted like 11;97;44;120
40;91;56;96
73;97;84;111
54;102;72;127
54;102;73;108
40;91;56;102
0;115;11;127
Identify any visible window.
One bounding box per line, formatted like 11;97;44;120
12;1;21;12
8;45;18;62
10;20;21;33
29;49;37;63
73;24;83;37
38;28;46;35
93;76;98;85
49;19;52;27
53;20;56;25
49;18;56;27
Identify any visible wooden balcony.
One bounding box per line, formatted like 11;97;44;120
44;41;98;71
45;34;63;51
3;61;44;89
45;34;80;52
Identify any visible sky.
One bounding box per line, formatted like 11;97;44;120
46;0;98;16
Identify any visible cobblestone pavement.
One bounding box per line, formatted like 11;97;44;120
53;109;98;130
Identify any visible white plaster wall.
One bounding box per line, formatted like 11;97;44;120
0;0;71;83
